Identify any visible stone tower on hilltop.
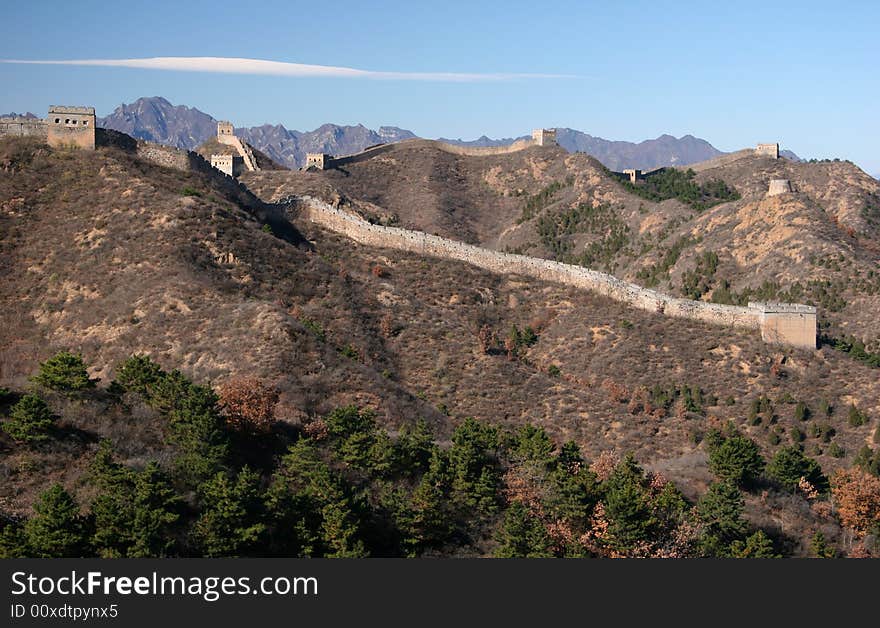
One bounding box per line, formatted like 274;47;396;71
46;106;96;149
210;120;259;176
532;128;557;147
755;143;779;159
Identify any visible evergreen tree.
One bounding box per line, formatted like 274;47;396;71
267;440;367;557
729;530;779;558
809;530;836;558
402;448;453;555
31;351;95;394
512;424;555;466
495;502;553;558
0;514;28;558
2;393;54;444
448;418;501;516
707;430;765;486
392;419;435;476
695;482;747;555
114;355;164;397
90;443;181;557
24;485;89;557
192;467;266;557
767;446;828;492
157;374;229;483
602;455;656;552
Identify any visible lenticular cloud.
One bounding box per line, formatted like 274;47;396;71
0;56;573;82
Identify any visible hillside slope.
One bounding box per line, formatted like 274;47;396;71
1;135;879;556
243;145;880;344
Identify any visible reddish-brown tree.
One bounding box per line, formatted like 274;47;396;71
217;377;279;432
832;468;880;536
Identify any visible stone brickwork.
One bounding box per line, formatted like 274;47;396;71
46;106;95;150
756;143;779;158
767;179;792;196
296;197;816;349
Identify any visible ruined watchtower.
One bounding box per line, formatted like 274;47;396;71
532;129;557;147
767;179;793;196
755;143;779;159
622;169;643;184
46;106;95;150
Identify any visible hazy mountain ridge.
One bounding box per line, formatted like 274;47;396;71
97;97;779;171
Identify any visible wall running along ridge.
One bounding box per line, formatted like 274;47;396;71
313;137;545;170
297;197;817;349
217;133;259;172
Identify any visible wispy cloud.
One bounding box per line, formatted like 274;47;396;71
0;56;575;82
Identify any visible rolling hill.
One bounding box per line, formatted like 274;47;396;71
1;130;878;558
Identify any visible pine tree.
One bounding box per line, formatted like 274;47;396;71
695;482;747;555
513;424;555;466
0;514;28;558
448;418;500;516
31;351;96;394
90;443;181;557
729;530;779;558
403;448;452;554
495;502;553;557
602;454;656;552
114;354;164;397
24;484;89;557
767;446;827;492
193;467;266;557
707;431;765;486
809;530;836;558
2;393;54;444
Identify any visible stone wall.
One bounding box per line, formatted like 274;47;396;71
322;137;546;170
217;132;259;172
297;197;818;348
135;141;192;171
0;117;48;138
211;154;234;177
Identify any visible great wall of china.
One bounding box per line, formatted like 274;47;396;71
294;196;817;349
304;129;558;170
0;107;813;348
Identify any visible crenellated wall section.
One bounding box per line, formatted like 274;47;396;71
297;197;817;349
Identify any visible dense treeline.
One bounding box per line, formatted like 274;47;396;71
1;353;878;558
618;168;740;211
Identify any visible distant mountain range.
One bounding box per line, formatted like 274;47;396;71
97;97;796;170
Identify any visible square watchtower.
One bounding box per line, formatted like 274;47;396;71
532;128;557;147
217;121;235;137
47;105;95;149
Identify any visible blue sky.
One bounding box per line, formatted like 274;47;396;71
1;0;877;174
